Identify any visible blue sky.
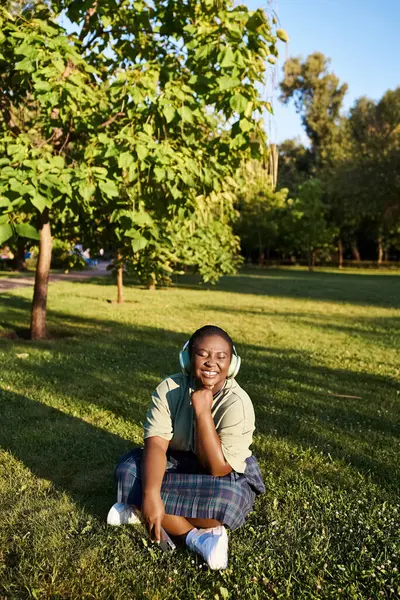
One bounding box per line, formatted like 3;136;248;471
244;0;400;144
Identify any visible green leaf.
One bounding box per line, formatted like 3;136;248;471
136;145;149;161
99;180;119;198
265;101;273;114
246;11;266;32
132;212;153;226
178;106;193;123
131;236;148;252
51;156;65;170
229;94;249;114
15;57;34;73
239;118;253;132
218;76;240;92
154;167;166;182
34;80;52;92
0;197;12;209
101;15;112;28
15;223;40;240
276;29;289;43
143;123;153;136
118;152;134;170
31;193;47;213
0;223;13;245
163;105;175;123
219;47;235;69
220;587;229;600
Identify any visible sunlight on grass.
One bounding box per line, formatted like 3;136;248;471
0;268;399;599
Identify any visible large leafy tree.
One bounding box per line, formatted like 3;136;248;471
280;52;348;167
330;88;400;262
67;0;284;294
0;2;103;338
279;53;357;264
0;0;286;331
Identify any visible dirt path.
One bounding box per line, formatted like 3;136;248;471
0;262;111;292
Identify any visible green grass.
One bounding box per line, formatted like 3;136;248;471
0;267;399;599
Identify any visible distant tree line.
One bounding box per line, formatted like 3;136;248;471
236;52;400;268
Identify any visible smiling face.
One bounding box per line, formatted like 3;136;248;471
190;334;232;392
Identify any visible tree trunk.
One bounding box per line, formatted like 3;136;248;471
312;250;316;267
30;210;52;340
377;235;383;265
258;249;265;267
307;246;313;272
269;143;279;190
338;236;343;269
117;262;124;304
351;242;361;262
384;247;389;262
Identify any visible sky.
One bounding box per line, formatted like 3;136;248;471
244;0;400;144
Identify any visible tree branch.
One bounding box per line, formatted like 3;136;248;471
98;112;125;129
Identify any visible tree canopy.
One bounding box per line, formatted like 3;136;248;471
0;0;286;336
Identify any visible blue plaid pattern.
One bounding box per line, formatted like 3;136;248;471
115;449;265;530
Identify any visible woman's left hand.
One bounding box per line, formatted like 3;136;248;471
191;387;213;416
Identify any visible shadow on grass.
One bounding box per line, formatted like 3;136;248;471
0;292;399;515
197;305;400;352
171;269;400;309
0;391;131;518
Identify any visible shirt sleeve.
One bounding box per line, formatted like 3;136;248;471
143;379;174;441
215;395;255;474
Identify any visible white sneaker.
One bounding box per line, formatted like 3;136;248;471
186;526;228;570
106;503;141;526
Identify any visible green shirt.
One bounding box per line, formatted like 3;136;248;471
144;373;255;473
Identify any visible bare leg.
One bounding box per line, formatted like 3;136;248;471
187;518;221;528
161;515;222;539
161;514;194;537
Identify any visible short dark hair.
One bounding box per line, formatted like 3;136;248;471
188;325;234;357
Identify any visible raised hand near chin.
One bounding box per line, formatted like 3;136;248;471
191;386;213;416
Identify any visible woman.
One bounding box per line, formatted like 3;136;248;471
107;325;265;570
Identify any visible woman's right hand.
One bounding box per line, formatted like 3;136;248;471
142;490;165;542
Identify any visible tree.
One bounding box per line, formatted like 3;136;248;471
277;138;313;193
0;3;102;338
1;1;287;331
329;88;400;263
59;0;287;296
282;179;335;271
279;53;360;264
235;160;288;264
280;52;348;167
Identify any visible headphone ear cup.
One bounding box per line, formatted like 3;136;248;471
179;348;191;375
227;353;241;379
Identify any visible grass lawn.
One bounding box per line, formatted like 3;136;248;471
0;267;399;599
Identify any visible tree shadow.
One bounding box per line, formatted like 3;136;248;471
0;390;131;518
196;304;400;352
239;344;399;494
172;268;400;309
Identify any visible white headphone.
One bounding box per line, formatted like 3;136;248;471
179;340;241;379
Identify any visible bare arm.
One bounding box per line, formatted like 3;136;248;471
141;436;169;541
192;388;232;477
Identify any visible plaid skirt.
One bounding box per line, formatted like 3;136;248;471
115;448;265;530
